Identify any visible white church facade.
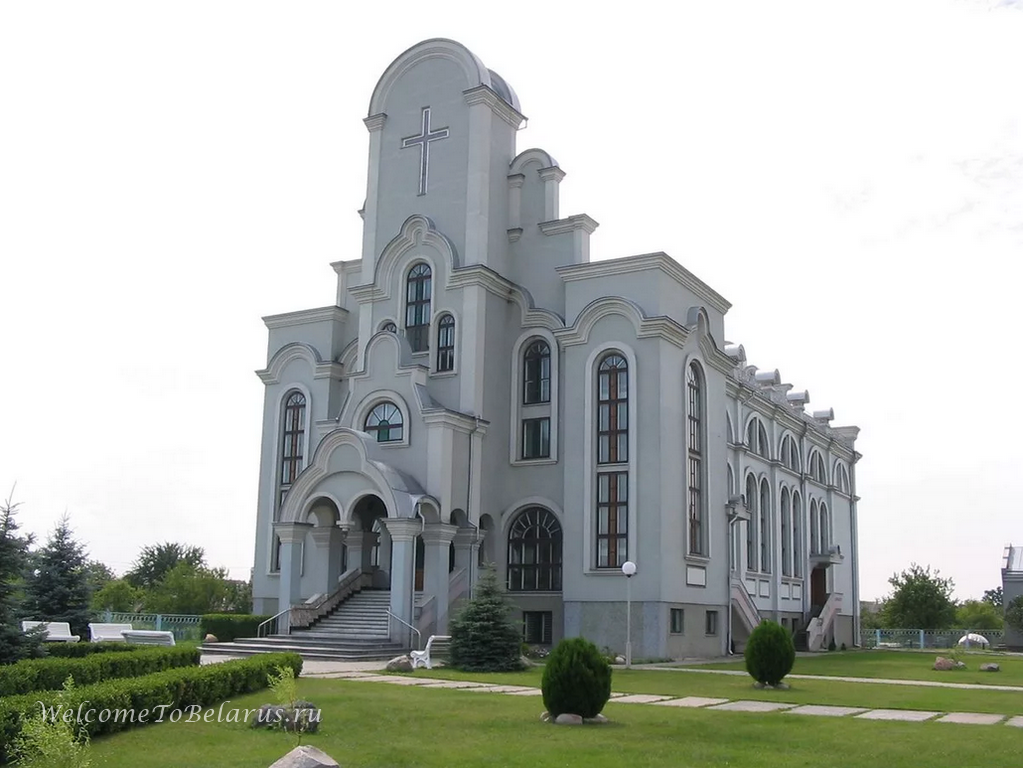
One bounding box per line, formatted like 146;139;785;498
250;38;862;658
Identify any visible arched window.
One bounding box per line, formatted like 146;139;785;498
523;340;551;404
809;451;827;484
792;492;802;577
820;503;830;551
364;402;404;443
687;363;705;556
781;488;791;577
597;354;628;464
746;417;769;458
726;412;735;444
507;508;562;591
810;499;819;554
279;391;306;511
436;314;455;372
745;474;758;571
835;463;850;493
405;263;432;352
759;478;771;573
727;464;735;497
781;435;800;472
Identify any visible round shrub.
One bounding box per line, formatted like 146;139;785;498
541;637;612;718
744;620;795;686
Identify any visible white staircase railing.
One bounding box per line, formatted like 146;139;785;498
807;592;843;651
730;579;761;633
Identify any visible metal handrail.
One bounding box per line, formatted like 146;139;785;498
386;609;422;651
257;608;290;638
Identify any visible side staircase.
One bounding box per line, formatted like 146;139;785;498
201;590;408;661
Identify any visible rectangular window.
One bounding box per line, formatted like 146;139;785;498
670;608;684;634
705;610;719;636
596;471;628;568
521;417;551;460
522;611;553;645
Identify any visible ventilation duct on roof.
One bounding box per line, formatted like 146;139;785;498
754;369;781;386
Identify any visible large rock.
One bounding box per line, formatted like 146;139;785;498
584;713;609;724
386;655;413;672
554;713;584;725
980;663;1000;672
268;745;339;768
933;656;955;671
204;633;218;643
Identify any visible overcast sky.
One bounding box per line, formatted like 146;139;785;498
2;0;1021;604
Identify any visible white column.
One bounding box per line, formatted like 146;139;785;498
538;166;565;221
380;519;422;643
309;526;345;595
422;524;458;634
274;522;312;610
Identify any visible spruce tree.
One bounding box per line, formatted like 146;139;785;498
0;491;43;663
23;515;93;638
448;567;523;672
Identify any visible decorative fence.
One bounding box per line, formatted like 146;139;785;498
100;612;203;642
860;628;1005;650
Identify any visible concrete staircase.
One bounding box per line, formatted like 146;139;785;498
201;589;408;661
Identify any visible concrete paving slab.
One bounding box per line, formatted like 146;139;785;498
608;694;675;704
936;712;1005;725
376;676;442;686
503;688;543;696
785;705;868;717
652;696;730;708
708;700;796;713
463;685;533;693
418;680;489;689
855;709;940;722
1005;716;1023;728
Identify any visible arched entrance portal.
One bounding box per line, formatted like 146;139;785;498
350;495;389;588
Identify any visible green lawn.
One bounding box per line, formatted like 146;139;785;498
407;664;1023;715
87;678;1023;768
676;649;1023;686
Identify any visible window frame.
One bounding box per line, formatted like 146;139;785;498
435;313;455;373
670;608;685;635
521;417;551;460
705;609;719;636
507;507;563;592
522;340;551;405
686;362;706;557
404;262;432;353
596;470;628;569
364;401;405;444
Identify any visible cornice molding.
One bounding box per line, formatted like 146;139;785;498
538;166;566;183
463;85;526;128
539;214;599;236
363;113;387;132
507;227;523;243
256;342;323;385
422;410;490;435
557;252;731;314
263;306;348;330
313;362;345;380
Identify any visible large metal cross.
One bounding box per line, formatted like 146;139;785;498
401;107;449;196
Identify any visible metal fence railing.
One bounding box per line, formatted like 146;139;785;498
861;628;1005;650
100;612;202;642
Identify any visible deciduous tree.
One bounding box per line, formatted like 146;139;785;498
881;563;956;629
983;586;1004;612
125;542;205;588
955;599;1002;630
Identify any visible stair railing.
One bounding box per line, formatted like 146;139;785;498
257;608;291;638
387;609;422;651
288;568;363;630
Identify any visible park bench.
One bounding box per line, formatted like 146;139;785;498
21;621;80;643
410;635;450;670
88;622;134;642
121;629;176;646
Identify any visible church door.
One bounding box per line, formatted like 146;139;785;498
810;566;828;612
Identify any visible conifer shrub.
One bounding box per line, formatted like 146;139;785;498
541;637;612;718
448;568;522;672
744;620;795;686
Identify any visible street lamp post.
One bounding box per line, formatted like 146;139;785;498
621;560;637;668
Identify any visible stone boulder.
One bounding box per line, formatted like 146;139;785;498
554;713;584;725
980;663;1000;672
386;655;413;672
268;745;339;768
584;713;609;724
204;633;218;643
614;655;626;665
933;656;955;671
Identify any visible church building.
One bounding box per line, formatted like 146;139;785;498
250;38;862;658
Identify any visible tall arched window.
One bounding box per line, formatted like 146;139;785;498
523;340;551;404
436;314;455;372
597;354;628;464
279;391;306;511
792;492;802;577
405;263;432;352
835;463;850;493
687;363;705;555
809;451;827;484
364;402;404;443
810;499;819;554
781;435;800;472
820;503;830;552
759;478;771;573
507;508;562;591
781;487;791;577
746;417;769;458
745;474;758;571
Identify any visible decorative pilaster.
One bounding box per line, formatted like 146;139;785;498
379;518;423;642
274;522;312;609
309;526;345;595
538;165;565;221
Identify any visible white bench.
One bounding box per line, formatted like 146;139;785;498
121;630;176;646
21;621;80;643
410;635;450;670
88;623;133;642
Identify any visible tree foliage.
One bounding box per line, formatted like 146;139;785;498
125;542;205;589
23;515;93;637
83;561;115;597
541;637;612;718
448;567;523;672
144;562;232;615
90;578;144;613
983;586;1004;613
955;599;1002;631
744;620;796;686
1005;595;1023;635
881;563;956;629
0;491;44;664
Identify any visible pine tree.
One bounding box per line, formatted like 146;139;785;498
23;515;93;638
448;567;523;672
0;491;43;664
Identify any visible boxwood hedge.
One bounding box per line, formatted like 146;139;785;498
0;652;302;764
43;642;145;659
0;646;201;696
200;614;270;642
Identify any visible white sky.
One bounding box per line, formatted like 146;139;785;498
2;0;1021;604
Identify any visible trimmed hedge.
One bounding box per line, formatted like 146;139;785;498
0;652;302;764
43;642;146;659
744;620;796;686
200;614;270;642
541;637;612;719
0;646;200;696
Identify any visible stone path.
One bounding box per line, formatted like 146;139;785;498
305;670;1023;726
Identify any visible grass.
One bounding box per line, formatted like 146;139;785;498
86;678;1023;768
677;649;1023;686
406;664;1023;715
